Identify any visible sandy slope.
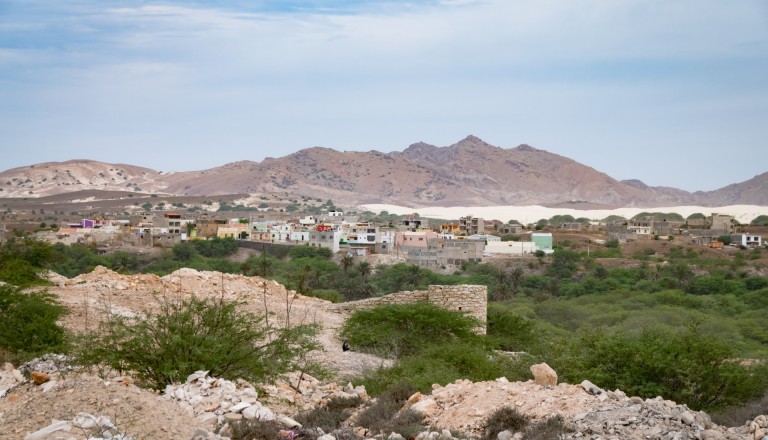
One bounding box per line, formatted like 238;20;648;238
360;204;768;224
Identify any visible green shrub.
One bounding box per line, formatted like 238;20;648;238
289;245;332;259
487;304;536;352
482;407;529;440
358;342;530;396
711;392;768;427
295;396;363;433
0;285;68;363
225;418;285;440
523;414;573;439
550;321;768;411
340;302;481;358
76;295;320;389
355;382;423;437
0;258;44;287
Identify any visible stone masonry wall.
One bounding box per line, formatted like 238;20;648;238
330;285;487;333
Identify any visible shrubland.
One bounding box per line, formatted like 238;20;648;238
0;237;767;412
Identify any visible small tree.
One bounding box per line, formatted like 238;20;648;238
77;295;320;389
340;302;481;358
0;285;68;363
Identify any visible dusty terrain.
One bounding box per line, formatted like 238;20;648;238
1;267;766;439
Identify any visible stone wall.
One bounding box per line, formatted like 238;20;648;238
330;285;487;333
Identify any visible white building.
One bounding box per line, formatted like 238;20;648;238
731;233;763;247
485;241;538;255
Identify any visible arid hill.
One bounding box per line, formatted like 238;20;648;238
1;136;766;207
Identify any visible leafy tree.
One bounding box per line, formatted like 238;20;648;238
340;302;482;358
172;241;198;262
0;285;68;363
192;237;239;258
750;215;768;226
289;245;332;260
77;295;319;389
487;303;536;352
546;250;581;279
551;322;768;411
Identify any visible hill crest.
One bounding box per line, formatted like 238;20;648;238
1;137;766;207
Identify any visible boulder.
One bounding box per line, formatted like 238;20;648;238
529;363;557;386
580;380;603;395
30;371;50;385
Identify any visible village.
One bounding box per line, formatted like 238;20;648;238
2;207;763;271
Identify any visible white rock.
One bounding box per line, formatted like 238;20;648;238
174;388;187;401
229;401;251;413
196;412;218;429
411;399;439;416
41;380;57;393
242;405;275;421
497;430;514;440
580;380;603;395
24;421;71;440
72;412;99;429
278;416;302;429
318;435;336;440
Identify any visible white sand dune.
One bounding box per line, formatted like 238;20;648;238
360;204;768;224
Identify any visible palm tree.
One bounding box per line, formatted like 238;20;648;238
357;261;372;279
509;267;524;295
340;254;354;275
671;263;693;287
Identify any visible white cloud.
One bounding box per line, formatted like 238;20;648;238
1;0;766;191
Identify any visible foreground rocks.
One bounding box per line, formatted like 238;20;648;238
2;361;767;440
406;377;760;439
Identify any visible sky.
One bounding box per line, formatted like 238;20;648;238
1;0;767;192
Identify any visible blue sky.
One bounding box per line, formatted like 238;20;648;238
1;0;767;192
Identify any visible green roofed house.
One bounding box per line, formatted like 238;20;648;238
531;232;554;254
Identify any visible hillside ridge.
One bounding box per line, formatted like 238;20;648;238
1;136;767;207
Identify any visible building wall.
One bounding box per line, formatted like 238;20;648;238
531;232;553;250
485;241;537;255
330;285;487;333
396;231;438;248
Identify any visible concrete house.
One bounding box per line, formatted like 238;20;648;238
459;216;484;236
309;229;341;253
711;214;735;234
730;233;763;248
396;230;439;248
531;232;554;253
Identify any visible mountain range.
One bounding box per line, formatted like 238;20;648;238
1;135;766;207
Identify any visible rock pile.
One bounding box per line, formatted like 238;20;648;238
0;363;25;398
162;370;369;437
404;377;755;439
748;415;768;440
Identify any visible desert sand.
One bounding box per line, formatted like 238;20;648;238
359;204;768;224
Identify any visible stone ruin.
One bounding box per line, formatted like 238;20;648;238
330;285;487;333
